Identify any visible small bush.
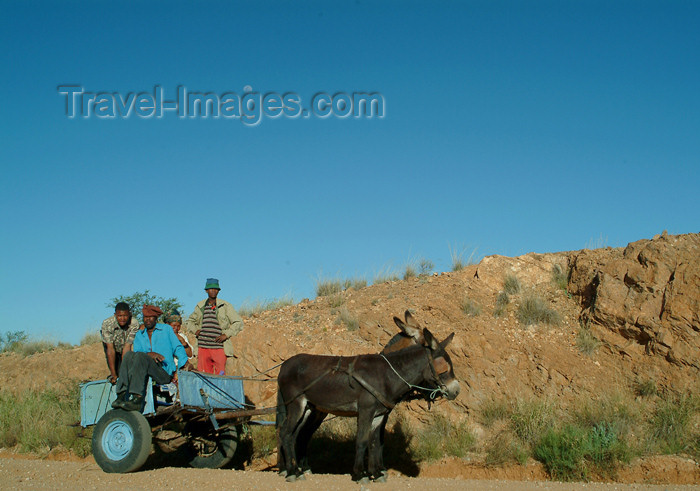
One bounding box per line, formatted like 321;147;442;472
238;295;295;316
449;245;478;272
576;325;601;355
373;270;400;284
648;392;698;455
510;398;556;448
411;413;475;461
485;428;528;466
535;425;590;481
249;424;277;458
535;423;632;481
418;258;434;276
343;277;367;290
328;294;345;308
552;264;569;291
494;291;509;317
403;264;417;280
634;378;657;398
316;278;344;297
479;398;512;427
517;294;560;326
461;297;481;316
336;308;359;331
80;331;102;346
503;274;521;295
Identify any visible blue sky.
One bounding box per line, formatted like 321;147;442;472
1;1;698;345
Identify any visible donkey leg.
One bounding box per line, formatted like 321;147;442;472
297;409;326;474
352;410;373;483
276;390;288;476
280;399;309;481
370;414;390;482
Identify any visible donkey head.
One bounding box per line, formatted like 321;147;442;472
421;328;460;400
381;310;425;354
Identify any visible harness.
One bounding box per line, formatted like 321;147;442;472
283;348;448;411
380;346;449;401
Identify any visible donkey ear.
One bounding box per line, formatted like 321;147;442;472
423;328;439;350
395;315;421;340
404;310;420;328
439;332;455;349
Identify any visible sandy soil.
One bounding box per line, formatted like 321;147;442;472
1;455;698;491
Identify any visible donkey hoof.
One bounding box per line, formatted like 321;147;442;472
357;476;370;485
297;473;307;481
373;472;388;483
302;468;313;476
285;474;297;482
278;470;287;478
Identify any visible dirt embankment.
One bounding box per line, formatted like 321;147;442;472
1;232;698;485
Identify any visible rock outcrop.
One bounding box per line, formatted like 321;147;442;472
568;233;700;368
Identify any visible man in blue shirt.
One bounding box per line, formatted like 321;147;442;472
112;304;188;411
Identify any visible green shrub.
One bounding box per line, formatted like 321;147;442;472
411;413;475;461
373;270;400;284
510;398;556;448
343;277;367;290
418;258;434;276
552;264;569;291
648;392;698;455
460;297;481;316
403;264;417;280
0;385;91;457
535;425;590;481
328;294;345;308
494;291;509;317
517;294;561;326
248;424;277;458
479;398;512;427
576;325;601;355
336;308;359;331
485;428;528;466
633;378;657;398
449;245;478;272
503;274;521;295
238;295;295;316
535;422;632;481
316;278;344;297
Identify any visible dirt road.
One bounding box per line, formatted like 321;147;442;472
1;456;697;491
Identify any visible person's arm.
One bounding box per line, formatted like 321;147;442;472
216;303;243;343
185;304;203;338
178;333;193;357
104;343;118;384
169;329;189;371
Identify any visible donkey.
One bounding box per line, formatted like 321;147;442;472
277;310;427;477
276;327;459;483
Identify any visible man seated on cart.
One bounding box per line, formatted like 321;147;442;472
101;302;141;384
112;304;188;411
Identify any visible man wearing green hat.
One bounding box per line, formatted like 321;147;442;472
185;278;244;375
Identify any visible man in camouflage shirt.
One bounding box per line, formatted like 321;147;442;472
101;302;141;384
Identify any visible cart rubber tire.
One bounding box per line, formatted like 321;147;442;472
188;426;239;469
92;409;152;473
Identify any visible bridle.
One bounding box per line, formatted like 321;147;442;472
380;346;449;401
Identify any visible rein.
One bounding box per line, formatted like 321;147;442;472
380;348;448;401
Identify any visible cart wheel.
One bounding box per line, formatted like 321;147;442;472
187;426;239;469
92;409;152;473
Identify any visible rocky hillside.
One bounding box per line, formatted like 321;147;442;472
2;233;698;421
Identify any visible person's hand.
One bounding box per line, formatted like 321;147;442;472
148;352;165;363
171;371;178;384
109;374;117;385
183;361;194;371
215;334;228;343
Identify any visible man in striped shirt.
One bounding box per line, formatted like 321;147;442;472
185;278;244;375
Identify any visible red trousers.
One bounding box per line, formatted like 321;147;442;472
197;347;227;375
